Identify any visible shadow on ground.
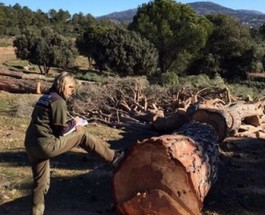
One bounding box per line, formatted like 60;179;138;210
203;137;265;215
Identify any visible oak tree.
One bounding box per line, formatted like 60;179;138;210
13;27;78;75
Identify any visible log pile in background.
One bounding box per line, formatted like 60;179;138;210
0;70;51;93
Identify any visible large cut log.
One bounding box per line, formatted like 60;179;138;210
187;106;228;142
225;101;264;135
112;121;221;215
187;101;265;139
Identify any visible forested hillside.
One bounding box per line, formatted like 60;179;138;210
98;1;265;28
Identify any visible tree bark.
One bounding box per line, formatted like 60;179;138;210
187;101;265;139
225;101;264;135
0;77;50;93
112;122;220;215
0;69;53;81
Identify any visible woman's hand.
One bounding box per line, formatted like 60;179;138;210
73;117;83;131
73;116;81;125
75;125;82;131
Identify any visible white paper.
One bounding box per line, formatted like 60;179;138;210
63;118;88;136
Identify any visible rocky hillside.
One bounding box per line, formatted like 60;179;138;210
98;1;265;28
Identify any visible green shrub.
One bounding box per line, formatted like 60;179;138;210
75;72;107;83
179;74;225;89
161;72;179;86
228;82;264;100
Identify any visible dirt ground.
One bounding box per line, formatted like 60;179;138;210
204;137;265;215
0;91;264;215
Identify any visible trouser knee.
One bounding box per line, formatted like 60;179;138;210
80;131;98;150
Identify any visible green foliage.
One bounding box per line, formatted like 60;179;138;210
74;72;108;83
160;71;179;86
77;25;159;76
254;26;265;71
192;14;255;81
228;82;263;100
259;23;265;40
1;1;265;85
238;79;265;90
76;24;110;59
0;3;49;35
13;27;78;74
179;74;225;89
0;3;96;37
71;13;96;35
129;0;213;73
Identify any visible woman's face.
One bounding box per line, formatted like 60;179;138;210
64;85;75;99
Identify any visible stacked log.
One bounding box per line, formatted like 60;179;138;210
0;70;51;93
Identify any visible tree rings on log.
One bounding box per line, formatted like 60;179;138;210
112;122;219;215
189;108;228;142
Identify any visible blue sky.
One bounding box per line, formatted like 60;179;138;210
1;0;265;17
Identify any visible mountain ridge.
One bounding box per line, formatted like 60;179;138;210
97;1;265;28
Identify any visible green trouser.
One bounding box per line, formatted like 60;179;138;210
24;129;115;210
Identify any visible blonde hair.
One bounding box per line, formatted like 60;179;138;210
51;72;76;98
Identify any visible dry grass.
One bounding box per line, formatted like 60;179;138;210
0;36;16;67
73;55;91;70
0;47;17;66
0;92;36;205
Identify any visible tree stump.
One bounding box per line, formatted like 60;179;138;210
112;122;220;215
36;80;42;94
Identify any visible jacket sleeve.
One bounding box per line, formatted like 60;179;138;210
50;99;76;136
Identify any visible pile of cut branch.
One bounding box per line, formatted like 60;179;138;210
70;76;265;140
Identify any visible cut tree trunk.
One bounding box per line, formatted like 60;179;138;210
0;70;52;93
225;101;264;135
187;101;265;139
0;78;50;93
0;69;54;81
188;107;228;142
112;121;220;215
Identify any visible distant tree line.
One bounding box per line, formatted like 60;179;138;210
2;0;265;83
0;2;96;36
